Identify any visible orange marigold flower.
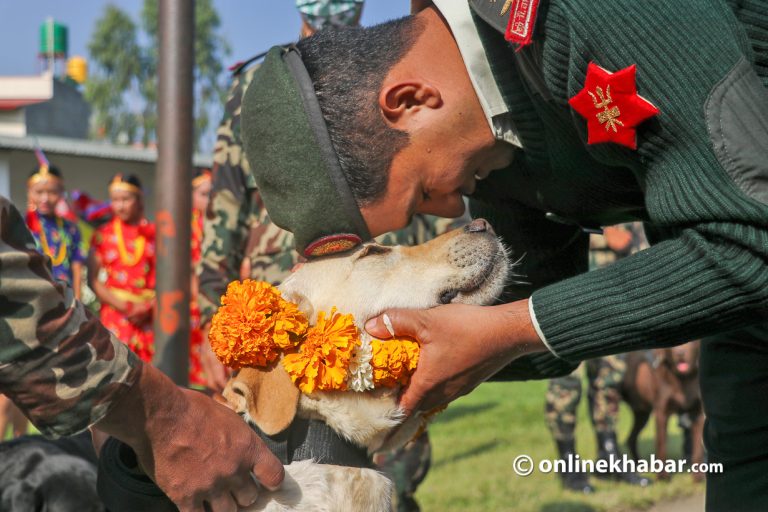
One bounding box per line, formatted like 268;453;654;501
370;338;420;388
209;280;308;369
282;308;360;394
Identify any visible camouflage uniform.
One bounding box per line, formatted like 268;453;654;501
545;223;647;441
198;61;467;512
0;195;141;439
545;356;627;440
295;0;364;31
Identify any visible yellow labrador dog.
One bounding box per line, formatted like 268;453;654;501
223;219;509;511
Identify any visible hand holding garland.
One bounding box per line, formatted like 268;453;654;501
365;300;547;415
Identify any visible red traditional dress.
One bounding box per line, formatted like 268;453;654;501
92;217;156;362
189;208;205;385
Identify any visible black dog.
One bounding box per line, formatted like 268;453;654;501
0;431;102;512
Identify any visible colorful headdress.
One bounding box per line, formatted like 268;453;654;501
192;168;212;189
27;147;62;187
108;173;143;196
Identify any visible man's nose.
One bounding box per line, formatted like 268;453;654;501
465;218;494;235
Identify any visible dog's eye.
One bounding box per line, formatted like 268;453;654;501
357;244;392;259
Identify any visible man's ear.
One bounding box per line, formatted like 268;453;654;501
379;82;442;126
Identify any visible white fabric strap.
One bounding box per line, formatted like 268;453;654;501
528;296;561;358
432;0;522;148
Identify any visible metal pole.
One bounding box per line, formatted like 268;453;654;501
154;0;194;386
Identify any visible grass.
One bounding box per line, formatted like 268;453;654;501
415;380;703;512
3;380;702;511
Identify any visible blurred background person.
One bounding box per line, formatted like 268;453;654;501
190;168;212;387
296;0;364;38
546;224;651;492
25;163;85;300
88;174;156;363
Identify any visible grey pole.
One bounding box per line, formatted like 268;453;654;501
153;0;194;386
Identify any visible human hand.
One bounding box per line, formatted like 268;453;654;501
126;302;153;324
200;322;230;393
365;300;544;415
95;364;283;511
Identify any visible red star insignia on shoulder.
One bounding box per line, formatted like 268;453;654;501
568;62;659;150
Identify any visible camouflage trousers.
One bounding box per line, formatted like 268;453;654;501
545;356;626;441
373;431;431;512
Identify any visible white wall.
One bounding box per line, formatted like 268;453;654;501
0;110;26;137
0;155;9;199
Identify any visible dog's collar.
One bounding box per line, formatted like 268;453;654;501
254;418;372;469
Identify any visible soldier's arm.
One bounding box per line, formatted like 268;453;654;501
198;71;254;326
0;195;141;437
0;196;284;509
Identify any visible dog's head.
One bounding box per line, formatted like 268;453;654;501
280;218;508;320
223;219;509;448
663;340;701;378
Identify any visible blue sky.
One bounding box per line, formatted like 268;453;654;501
0;1;409;75
0;1;410;151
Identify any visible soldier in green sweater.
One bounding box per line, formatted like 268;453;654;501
240;1;768;509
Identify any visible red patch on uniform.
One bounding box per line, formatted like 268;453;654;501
304;234;362;258
568;62;660;150
503;0;541;49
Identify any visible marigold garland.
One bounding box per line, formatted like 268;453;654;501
209;280;308;369
209;280;421;393
282;308;360;394
370;338;420;387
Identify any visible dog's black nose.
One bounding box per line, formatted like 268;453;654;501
465;218;494;234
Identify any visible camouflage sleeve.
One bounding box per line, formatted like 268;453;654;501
0;196;141;438
199;65;304;321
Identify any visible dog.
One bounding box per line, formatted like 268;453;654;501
622;341;705;481
0;431;103;512
220;219;509;511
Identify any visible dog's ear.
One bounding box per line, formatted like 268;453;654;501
281;288;315;322
222;364;300;435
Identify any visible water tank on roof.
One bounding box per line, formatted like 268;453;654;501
39;19;68;57
67;56;87;84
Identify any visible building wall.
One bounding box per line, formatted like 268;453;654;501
25;79;90;139
0;110;26;137
4;149;158;217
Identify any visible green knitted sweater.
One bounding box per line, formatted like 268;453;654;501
466;0;768;379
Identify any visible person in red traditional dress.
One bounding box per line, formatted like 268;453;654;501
88;174;156;363
189;169;212;386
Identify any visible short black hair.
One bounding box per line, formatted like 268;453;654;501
296;16;423;206
111;173;143;190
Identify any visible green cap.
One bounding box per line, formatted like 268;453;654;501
241;45;371;258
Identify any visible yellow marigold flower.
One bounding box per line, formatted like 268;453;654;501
370;338;420;388
273;299;309;350
282;308;360;394
209;280;308;369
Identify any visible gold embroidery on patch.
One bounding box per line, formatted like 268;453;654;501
501;0;514;16
309;239;358;257
588;85;624;133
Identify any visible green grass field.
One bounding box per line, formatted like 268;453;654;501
416;380;703;512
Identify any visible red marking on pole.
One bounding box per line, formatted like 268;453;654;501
159;290;183;334
156;210;176;257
